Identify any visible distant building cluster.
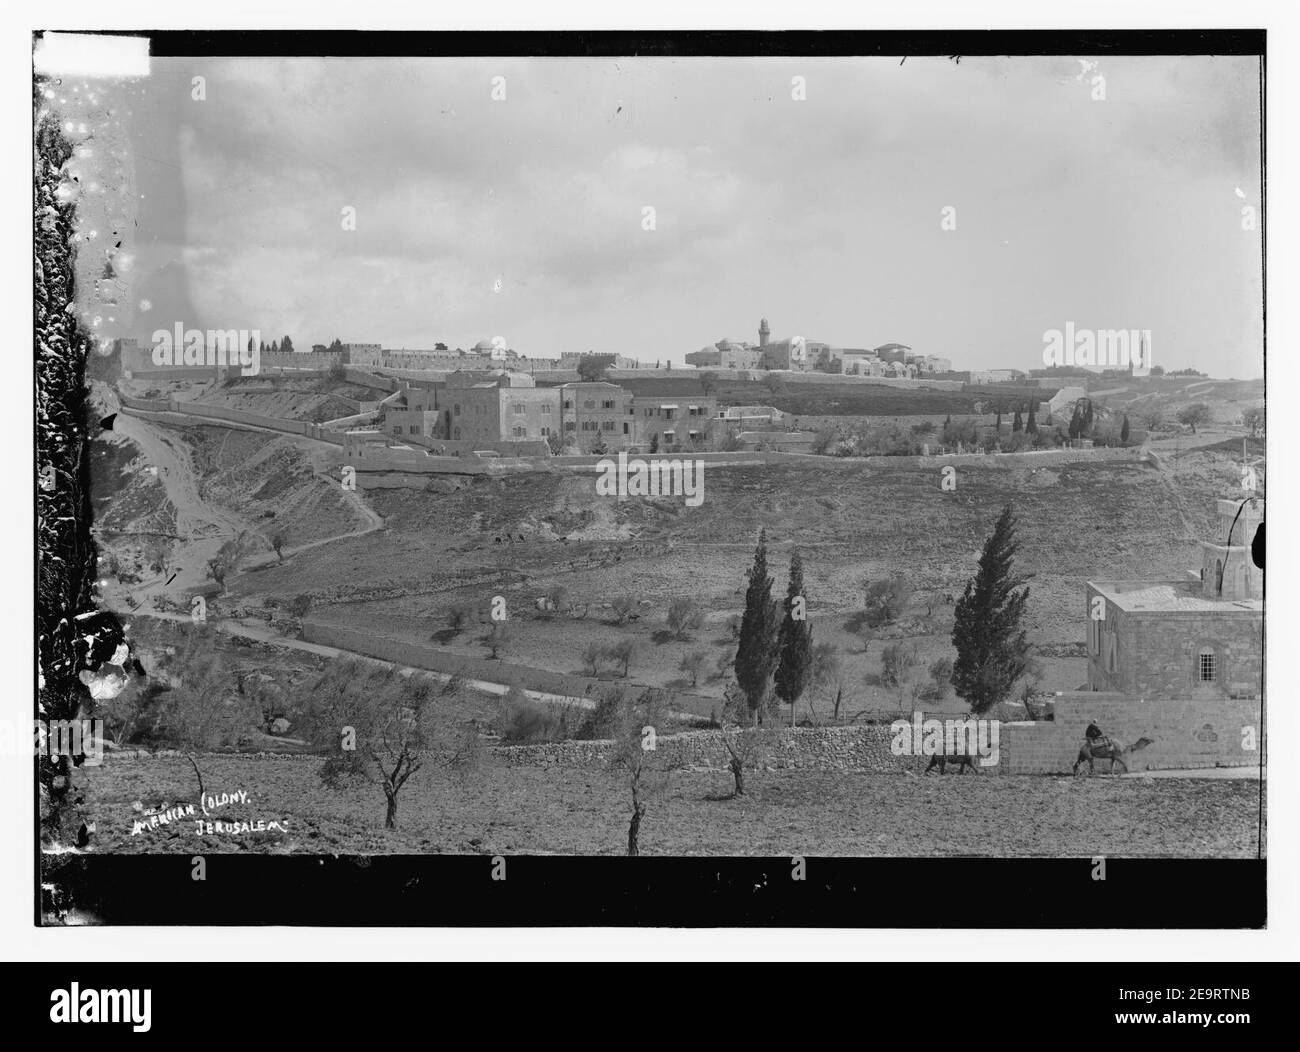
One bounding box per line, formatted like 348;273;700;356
376;370;724;454
683;318;952;375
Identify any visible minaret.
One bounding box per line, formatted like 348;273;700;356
759;317;770;347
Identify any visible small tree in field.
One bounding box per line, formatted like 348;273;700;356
1242;405;1264;438
582;642;607;677
269;531;285;562
1120;415;1131;445
863;575;909;625
481;621;513;659
607;638;637;677
305;660;479;830
679;649;707;687
665;597;705;641
880;641;921;711
809;641;846;723
446;604;473;636
154;627;256;800
606;690;673;855
609;596;636;625
1177;402;1212;434
717;722;776;797
951;504;1031;715
928;657;954;699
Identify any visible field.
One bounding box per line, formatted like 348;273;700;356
224;450;1251;714
82;754;1262;858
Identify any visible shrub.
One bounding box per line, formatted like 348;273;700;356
497;689;576;744
609;596;636;625
666;597;705;640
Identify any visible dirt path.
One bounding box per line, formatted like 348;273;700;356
132;609;597;710
109;406;249;605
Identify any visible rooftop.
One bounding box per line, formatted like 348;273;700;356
1090;579;1262;614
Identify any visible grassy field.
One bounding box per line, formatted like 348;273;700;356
81;754;1262;857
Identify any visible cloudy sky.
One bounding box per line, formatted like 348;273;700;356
123;54;1263;376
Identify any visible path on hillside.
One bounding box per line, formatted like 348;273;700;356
106;386;386;593
109;405;250;605
131;609;596;710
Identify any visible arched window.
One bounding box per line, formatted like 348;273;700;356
1197;648;1217;683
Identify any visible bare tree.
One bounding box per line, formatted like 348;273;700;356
305;660;479;829
717;723;776;797
607;690;673;855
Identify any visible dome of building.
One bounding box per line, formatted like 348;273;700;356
473;339;496;352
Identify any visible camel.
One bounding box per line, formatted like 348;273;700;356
925;752;980;775
1073;735;1155;775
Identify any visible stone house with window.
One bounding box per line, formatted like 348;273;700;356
1084;497;1263;701
559;381;634;451
444;370;560;448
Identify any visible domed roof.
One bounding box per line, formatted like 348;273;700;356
473;339;496;352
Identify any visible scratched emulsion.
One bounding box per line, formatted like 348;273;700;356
36;66;145;920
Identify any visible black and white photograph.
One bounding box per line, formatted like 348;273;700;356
26;18;1276;948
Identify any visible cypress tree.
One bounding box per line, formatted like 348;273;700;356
1026;407;1037;434
774;550;814;729
1012;409;1023;433
1120;414;1131;444
951;504;1031;715
735;529;780;726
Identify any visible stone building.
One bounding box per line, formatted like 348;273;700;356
384;382;442;439
1085;497;1263;701
560;381;634;451
445;370;560;446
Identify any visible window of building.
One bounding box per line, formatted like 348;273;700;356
602;421;615;431
542;404;552;414
1088;618;1100;655
602;400;616;409
541;427;551;437
454;404;461;416
623;422;629;434
513;403;525;414
565;421;575;431
1198;650;1217;683
453;427;461;440
582;421;596;431
513;426;526;438
391;426;401;435
410;426;419;435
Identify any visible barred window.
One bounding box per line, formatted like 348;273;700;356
1198;650;1217;683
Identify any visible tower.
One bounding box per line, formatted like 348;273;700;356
758;317;770;347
